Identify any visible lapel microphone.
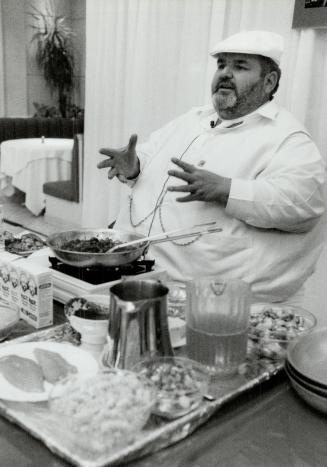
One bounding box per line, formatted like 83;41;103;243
210;120;215;128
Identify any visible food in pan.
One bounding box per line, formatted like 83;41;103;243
0;355;44;392
33;348;77;384
60;237;123;253
5;233;44;255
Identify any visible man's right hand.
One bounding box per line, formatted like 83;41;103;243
97;134;140;182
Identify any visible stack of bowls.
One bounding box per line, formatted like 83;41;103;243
286;327;327;414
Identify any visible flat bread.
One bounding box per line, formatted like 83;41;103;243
34;348;77;384
0;355;44;392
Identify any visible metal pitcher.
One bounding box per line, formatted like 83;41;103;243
108;279;174;369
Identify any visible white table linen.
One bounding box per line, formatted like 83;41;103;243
0;138;73;216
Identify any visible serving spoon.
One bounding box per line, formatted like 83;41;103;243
107;222;222;253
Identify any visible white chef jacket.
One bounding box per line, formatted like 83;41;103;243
115;101;326;304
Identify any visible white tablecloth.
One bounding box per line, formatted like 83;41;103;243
0;138;73;216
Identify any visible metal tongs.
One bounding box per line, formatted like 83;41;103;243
107;222;222;253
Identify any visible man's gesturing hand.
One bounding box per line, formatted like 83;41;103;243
97;134;140;182
167;158;231;206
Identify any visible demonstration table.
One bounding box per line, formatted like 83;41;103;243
0;303;326;467
0;138;73;216
0;371;326;467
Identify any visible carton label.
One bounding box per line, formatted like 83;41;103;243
0;255;53;329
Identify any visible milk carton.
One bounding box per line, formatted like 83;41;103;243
0;262;10;301
17;260;53;329
0;252;19;302
8;262;21;307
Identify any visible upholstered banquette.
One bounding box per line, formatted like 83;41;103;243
0;117;84;203
0;117;83;144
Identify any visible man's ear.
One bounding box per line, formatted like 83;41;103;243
264;71;278;95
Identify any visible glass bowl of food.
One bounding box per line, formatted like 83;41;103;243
133;356;210;419
248;305;317;360
48;369;157;455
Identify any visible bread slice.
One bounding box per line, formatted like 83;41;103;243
34;348;77;384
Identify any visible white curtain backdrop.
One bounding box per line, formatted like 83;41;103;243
0;0;5;117
82;0;327;229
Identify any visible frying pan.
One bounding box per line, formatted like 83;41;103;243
46;229;149;267
46;226;222;268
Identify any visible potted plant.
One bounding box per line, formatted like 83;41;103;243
29;2;75;117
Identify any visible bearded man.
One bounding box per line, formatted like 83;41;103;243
97;30;325;306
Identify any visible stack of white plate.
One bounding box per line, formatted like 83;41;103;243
286;327;327;414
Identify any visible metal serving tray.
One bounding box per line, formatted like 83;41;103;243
0;325;283;467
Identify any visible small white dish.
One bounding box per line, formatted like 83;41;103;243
64;295;110;354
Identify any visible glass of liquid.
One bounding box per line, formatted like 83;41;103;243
185;277;252;376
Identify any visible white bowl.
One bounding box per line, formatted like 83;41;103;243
287;327;327;387
64;295;110;347
286;365;327;415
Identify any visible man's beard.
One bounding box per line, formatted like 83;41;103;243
212;79;265;116
215;90;238;110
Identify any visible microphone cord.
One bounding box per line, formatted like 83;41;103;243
146;133;203;237
128;133;204;235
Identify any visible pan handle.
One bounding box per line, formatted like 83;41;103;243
149;227;222;245
107;222;218;252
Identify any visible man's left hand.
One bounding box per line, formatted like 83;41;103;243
167;158;231;206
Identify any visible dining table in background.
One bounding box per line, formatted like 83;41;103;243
0;138;74;216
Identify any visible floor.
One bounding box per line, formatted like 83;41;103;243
1;189;77;236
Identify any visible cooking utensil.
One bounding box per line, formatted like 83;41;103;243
46;226;222;268
107;279;174;369
107;222;217;252
46;229;149;267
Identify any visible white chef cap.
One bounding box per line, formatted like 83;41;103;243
210;30;284;66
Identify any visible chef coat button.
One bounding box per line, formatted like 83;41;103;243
198;160;206;167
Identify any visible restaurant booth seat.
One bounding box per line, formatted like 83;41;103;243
43;134;84;228
0;117;84;145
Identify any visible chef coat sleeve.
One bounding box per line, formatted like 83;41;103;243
225;132;326;233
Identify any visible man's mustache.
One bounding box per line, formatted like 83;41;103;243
213;80;236;93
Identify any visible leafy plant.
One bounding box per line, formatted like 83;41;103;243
29;1;75;117
32;102;84;119
32;102;61;118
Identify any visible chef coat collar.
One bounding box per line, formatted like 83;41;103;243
201;100;279;130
